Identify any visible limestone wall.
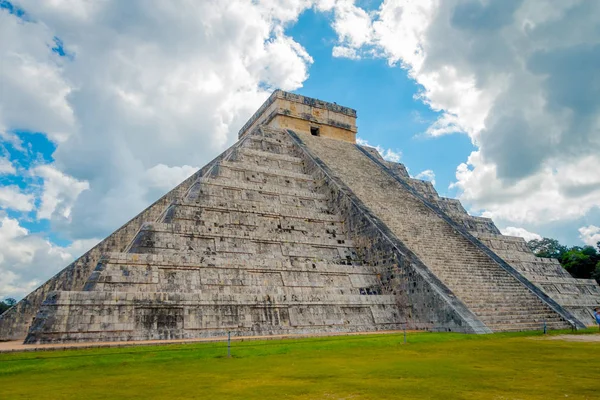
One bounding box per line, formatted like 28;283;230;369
238;90;357;142
269;114;356;143
26;290;400;343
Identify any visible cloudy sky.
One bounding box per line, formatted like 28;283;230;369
1;0;599;300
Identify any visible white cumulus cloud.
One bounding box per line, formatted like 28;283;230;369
327;0;600;229
415;169;436;186
0;0;320;296
0;8;75;144
579;225;600;247
33;164;90;221
501;226;542;242
356;137;402;163
144;164;199;192
0;214;100;299
0;157;16;175
332;45;361;60
2;1;317;241
0;186;35;212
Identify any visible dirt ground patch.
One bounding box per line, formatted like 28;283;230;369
539;333;600;342
0;329;407;353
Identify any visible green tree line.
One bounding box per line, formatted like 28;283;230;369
0;298;16;315
527;238;600;284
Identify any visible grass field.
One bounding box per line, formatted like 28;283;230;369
1;330;599;399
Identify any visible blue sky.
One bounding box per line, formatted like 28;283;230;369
286;7;475;199
1;0;600;300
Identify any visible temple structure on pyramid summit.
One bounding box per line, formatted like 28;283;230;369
1;90;599;344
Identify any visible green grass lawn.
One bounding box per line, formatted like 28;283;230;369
1;330;598;399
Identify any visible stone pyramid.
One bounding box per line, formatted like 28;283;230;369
1;90;598;344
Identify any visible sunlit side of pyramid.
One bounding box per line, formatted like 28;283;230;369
1;90;599;344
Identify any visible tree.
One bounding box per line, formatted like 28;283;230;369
592;261;600;283
527;238;600;284
559;246;598;279
0;298;16;315
527;238;568;259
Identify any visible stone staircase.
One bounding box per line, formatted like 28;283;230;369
367;141;598;327
295;130;573;332
475;232;600;325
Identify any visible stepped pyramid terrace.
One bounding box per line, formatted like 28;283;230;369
1;90;599;344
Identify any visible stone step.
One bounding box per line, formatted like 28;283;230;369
481;316;565;326
469;303;562;312
488;321;569;332
459;296;545;306
185;183;329;211
42;290;399;307
437;271;527;280
245;135;296;154
170;198;341;223
446;286;530;294
215;163;314;191
442;278;528;286
101;252;370;271
238;147;304;164
467;300;555;309
471;308;559;319
441;270;522;277
257;127;298;143
94;260;381;284
480;316;566;326
138;222;354;248
219;160;313;182
93;280;382;297
443;281;529;291
236;153;305;174
165;211;347;242
473;309;565;319
128;223;359;261
439;267;518;273
440;277;521;284
196;177;326;200
452;287;540;295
